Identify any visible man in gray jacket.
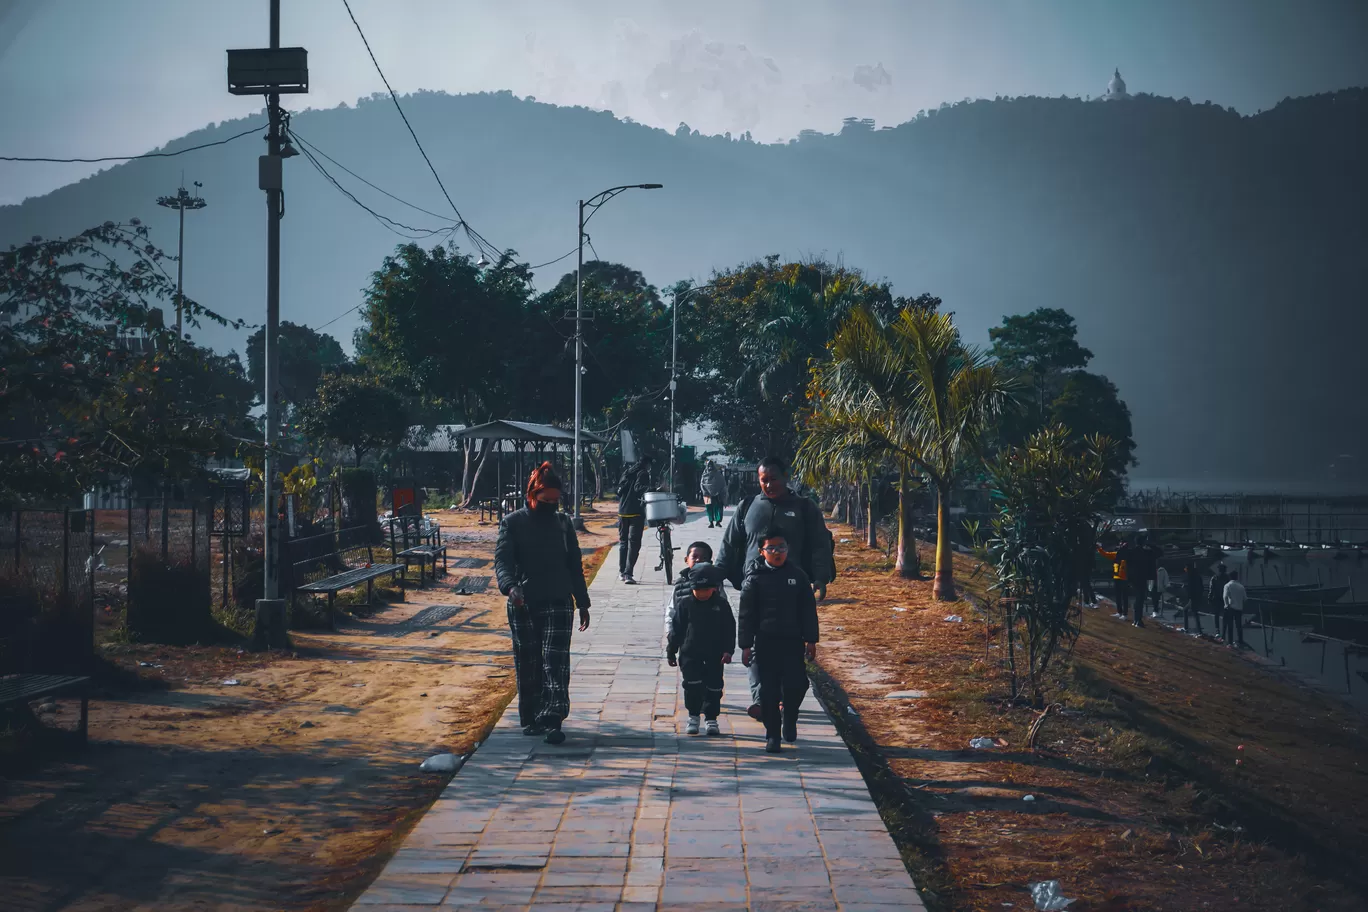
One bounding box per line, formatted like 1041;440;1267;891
495;463;591;744
716;455;833;721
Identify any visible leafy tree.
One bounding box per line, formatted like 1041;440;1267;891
987;307;1134;486
809;304;1014;600
987;426;1118;706
245;320;346;413
679;258;896;460
988;307;1092;422
296;371;411;466
1;222;250;504
355;242;532;426
1051;371;1135;494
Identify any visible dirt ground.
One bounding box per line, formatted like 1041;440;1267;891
1;504;619;912
813;525;1368;912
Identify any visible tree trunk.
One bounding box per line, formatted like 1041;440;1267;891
895;463;919;579
933;481;957;600
464;440;492;506
461;438;474;505
866;476;878;549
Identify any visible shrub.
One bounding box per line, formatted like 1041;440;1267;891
126;546;212;644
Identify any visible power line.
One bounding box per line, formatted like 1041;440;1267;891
294;136;455;239
290;130;457;224
339;0;500;262
316;302;363;332
1;124;264;163
527;248;579;270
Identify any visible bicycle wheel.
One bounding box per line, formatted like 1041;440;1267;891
661;526;674;584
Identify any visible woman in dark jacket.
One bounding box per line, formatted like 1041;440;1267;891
494;463;590;744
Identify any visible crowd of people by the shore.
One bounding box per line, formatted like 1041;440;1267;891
1097;531;1247;646
494;455;831;753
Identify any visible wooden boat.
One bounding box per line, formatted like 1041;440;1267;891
1246;596;1368;626
1246;584;1348;605
1316;615;1368;644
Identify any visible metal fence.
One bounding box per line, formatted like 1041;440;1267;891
0;508;96;674
126;498;213;642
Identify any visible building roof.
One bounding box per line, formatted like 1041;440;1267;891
404;421;607;452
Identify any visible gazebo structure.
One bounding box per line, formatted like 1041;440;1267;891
444;421;608;519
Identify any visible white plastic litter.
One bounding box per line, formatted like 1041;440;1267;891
1023;794;1036;802
419;753;464;773
221;679;241;686
944;614;964;623
969;737;997;749
1028;880;1075;911
892;606;908;612
839;538;851;543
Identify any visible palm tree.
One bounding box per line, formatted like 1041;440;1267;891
808;304;1014;600
796;390;921;577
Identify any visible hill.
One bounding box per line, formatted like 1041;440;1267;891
2;88;1365;489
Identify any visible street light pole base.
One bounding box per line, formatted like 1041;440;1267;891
572;515;588;532
251;598;290;652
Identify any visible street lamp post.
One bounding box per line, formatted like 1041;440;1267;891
156;183;207;337
573;183;662;531
667;284;715;493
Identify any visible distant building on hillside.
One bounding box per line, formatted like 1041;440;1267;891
1100;68;1129;101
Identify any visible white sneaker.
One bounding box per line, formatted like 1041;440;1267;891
685;715;700;735
704;719;720;736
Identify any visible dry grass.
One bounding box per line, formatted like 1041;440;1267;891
813;524;1368;912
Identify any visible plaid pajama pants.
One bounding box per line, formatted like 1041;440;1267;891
508;597;574;727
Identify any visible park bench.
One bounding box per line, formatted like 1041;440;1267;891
288;525;404;628
388;515;447;587
0;673;91;743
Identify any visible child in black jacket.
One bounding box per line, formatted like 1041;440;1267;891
739;530;819;753
666;562;736;736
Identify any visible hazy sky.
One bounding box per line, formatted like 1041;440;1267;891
2;0;1366;205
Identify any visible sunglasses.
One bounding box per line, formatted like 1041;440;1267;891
762;544;789;554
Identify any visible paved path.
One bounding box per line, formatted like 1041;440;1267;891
353;509;925;910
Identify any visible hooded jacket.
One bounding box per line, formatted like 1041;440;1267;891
617;463;652;516
737;556;819;649
666;586;735;661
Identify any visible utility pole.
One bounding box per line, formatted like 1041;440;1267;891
573;199;586;531
228;0;308;649
156;182;207;337
571;184;663;530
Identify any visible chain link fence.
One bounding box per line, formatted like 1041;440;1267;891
0;508;96;675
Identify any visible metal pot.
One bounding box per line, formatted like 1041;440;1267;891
644;490;682;525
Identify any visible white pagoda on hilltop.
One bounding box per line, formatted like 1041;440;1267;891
1101;68;1129;100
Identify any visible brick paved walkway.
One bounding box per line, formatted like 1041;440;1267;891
353;510;925;910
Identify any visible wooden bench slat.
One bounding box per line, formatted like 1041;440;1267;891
0;674;90;705
297;564;404;594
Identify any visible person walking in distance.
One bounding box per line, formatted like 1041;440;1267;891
1208;562;1230;634
494;462;591;745
616;456;653;584
700;460;727;529
717;456;833;723
1183;562;1206;634
666;562;735;737
1097;536;1135;625
1222;568;1247;647
739;530;820;753
1138;534;1163;618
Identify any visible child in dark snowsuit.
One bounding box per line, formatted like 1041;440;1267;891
738;530;819;753
666;562;736;736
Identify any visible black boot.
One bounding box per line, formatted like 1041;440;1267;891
782;707;798;744
543;721;566;745
765;736;781;754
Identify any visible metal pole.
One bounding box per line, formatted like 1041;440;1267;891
669;292;677;492
572;199;586;531
263;0;282;602
175;202;185;337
